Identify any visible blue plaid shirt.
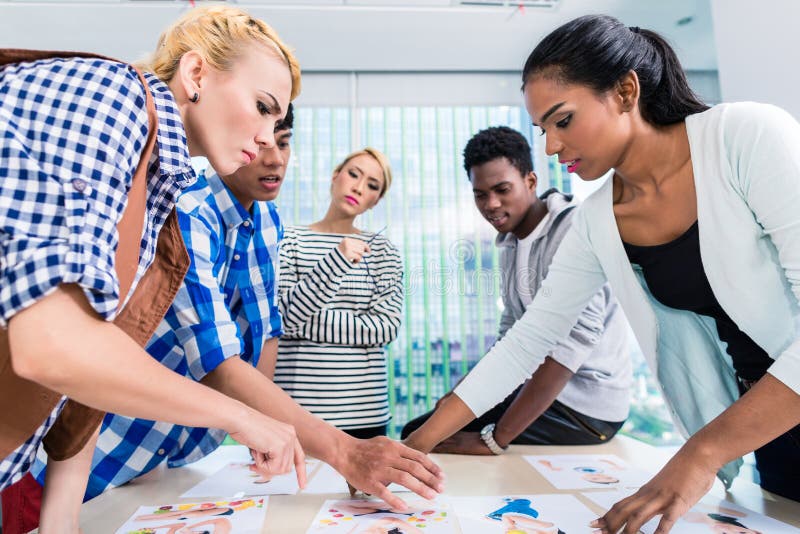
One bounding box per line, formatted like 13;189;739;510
33;170;284;498
0;57;194;489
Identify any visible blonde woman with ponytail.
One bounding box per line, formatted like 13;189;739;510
0;6;306;531
3;8;443;531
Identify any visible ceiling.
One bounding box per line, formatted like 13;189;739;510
0;0;716;72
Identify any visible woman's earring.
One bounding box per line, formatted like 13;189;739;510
189;92;200;103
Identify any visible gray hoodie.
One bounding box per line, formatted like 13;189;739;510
494;189;631;422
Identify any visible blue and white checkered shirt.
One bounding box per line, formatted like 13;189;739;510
33;170;284;498
0;57;194;489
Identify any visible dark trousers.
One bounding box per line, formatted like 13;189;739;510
754;426;800;501
739;380;800;501
400;386;624;445
343;425;387;439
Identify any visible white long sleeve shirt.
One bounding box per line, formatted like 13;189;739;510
276;226;403;429
456;102;800;487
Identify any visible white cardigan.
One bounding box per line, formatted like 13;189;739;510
456;102;800;486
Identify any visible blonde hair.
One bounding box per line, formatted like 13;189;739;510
140;5;301;100
334;147;394;198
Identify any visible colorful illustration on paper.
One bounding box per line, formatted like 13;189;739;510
584;491;798;533
115;497;267;534
306;498;454;533
448;494;597;533
523;454;651;490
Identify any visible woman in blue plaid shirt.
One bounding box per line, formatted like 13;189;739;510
0;6;310;530
27;112;440;528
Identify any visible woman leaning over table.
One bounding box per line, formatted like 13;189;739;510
0;6;303;531
404;14;800;534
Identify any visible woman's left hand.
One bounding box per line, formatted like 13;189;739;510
591;443;719;533
432;431;494;455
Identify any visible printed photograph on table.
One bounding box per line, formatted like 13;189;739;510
181;459;321;498
301;462;411;495
306;498;453;533
115;498;267;534
523;454;651;490
447;494;596;534
583;491;797;534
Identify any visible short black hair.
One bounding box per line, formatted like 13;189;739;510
462;126;533;180
275;102;294;132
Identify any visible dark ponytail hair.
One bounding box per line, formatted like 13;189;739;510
522;15;708;126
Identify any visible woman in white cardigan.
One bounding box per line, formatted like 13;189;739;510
404;14;800;534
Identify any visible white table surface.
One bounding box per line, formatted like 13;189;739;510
78;435;800;533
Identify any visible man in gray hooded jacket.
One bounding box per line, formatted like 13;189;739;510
402;126;631;454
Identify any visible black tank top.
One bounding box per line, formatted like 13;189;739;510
623;221;772;381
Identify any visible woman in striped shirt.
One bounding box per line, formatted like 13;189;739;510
277;148;402;438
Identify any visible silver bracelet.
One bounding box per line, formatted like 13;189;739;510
479;423;507;455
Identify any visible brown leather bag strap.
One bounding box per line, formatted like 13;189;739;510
42;63;160;461
0;48;114;66
115;66;158;308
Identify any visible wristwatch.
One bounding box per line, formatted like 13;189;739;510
479;423;507;455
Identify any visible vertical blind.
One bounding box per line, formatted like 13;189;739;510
274;104;681;446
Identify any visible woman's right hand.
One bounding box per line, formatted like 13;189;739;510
227;407;307;488
338;237;370;265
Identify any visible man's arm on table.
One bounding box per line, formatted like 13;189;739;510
410;274;609;454
432;356;573;454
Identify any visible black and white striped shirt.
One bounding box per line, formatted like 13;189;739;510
276;226;403;429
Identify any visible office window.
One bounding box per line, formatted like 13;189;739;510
276;105;680;445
